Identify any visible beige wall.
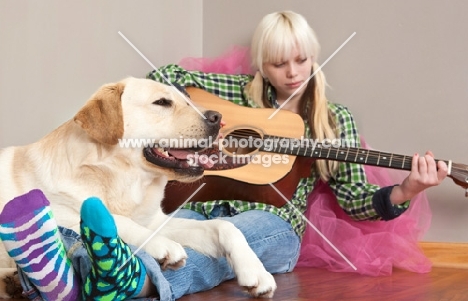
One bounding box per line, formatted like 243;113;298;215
0;0;203;146
1;1;468;242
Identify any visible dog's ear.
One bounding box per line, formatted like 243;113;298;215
74;82;125;145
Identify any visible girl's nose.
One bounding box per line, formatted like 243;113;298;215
286;63;298;78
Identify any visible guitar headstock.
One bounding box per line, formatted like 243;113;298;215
448;162;468;196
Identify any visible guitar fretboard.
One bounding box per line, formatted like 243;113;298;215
259;135;435;171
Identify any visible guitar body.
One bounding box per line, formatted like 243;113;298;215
162;156;314;213
188;87;305;184
162;87;312;213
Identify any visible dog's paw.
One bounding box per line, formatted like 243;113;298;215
144;236;187;270
237;267;277;298
0;269;22;299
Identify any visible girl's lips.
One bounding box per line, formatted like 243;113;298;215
286;82;302;88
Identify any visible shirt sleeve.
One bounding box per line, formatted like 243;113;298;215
146;64;254;106
327;103;409;221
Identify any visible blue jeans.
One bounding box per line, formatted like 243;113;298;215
164;208;301;299
18;208;300;301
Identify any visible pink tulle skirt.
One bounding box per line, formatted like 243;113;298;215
178;48;432;276
296;158;432;276
179;45;254;75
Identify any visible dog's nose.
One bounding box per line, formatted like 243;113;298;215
204;110;222;126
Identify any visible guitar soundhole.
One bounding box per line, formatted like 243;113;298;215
222;128;263;156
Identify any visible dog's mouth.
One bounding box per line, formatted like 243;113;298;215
143;146;215;176
143;133;252;176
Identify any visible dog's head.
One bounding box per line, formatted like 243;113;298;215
73;77;221;182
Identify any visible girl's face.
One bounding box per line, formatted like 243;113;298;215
262;46;313;106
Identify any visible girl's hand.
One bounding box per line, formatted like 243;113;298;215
390;151;448;205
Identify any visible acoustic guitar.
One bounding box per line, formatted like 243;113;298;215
161;87;468;213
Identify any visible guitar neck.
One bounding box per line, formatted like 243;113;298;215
260;135;448;171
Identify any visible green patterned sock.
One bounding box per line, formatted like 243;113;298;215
80;197;146;301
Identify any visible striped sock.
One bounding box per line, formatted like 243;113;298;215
80;197;146;301
0;189;79;301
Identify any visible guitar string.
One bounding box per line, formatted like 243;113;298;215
451;170;468;177
450;166;468;180
225;132;466;180
225;132;416;165
226;132;468;185
452;163;468;170
225;132;458;166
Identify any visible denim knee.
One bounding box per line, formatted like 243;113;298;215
220;210;301;274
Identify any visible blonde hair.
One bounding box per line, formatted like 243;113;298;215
246;11;338;181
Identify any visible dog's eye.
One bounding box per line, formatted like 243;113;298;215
152;98;172;107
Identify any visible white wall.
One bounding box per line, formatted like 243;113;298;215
1;1;468;242
203;0;468;242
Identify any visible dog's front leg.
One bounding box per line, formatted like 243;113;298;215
158;218;277;298
112;214;187;270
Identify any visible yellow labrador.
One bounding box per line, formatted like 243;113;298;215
0;78;276;298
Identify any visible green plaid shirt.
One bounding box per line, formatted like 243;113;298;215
147;64;408;237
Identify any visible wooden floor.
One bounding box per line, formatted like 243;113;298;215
2;266;468;300
178;266;468;301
